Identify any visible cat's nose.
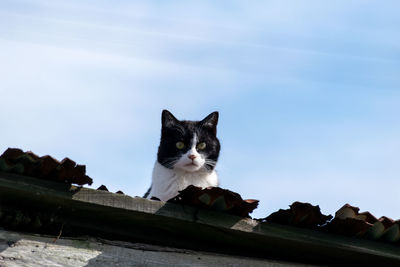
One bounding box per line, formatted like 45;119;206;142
188;154;196;160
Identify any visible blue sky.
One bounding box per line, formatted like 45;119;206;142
1;0;400;219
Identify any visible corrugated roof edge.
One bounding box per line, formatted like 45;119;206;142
1;172;400;266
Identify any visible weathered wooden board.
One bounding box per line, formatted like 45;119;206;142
1;230;309;267
1;172;400;266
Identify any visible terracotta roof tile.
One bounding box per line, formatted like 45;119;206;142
323;204;400;243
0;148;92;186
259;202;332;229
168;185;259;218
97;185;109;191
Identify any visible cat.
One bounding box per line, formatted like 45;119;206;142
144;110;221;201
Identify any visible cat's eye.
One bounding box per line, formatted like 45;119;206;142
197;142;206;150
176;141;185;149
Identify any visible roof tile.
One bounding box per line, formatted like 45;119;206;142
0;148;92;186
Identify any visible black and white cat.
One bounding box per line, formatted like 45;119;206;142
144;110;221;201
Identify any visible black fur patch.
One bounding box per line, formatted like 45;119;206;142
143;186;152;198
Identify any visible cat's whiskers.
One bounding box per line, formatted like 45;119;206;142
162;156;180;168
165;161;178;169
204;159;217;171
205;159;217;166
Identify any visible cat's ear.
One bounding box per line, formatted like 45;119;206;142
162;109;179;128
200;111;219;135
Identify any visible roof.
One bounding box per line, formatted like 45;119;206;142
1;172;400;266
1;148;400;266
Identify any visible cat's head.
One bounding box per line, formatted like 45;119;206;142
157;110;220;172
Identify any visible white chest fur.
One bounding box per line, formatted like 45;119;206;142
147;161;219;201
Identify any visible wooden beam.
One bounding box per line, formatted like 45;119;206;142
1;172;400;266
0;229;307;267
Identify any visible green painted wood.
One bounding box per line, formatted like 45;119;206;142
1;172;400;266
